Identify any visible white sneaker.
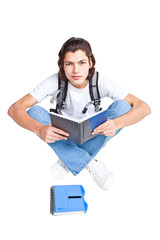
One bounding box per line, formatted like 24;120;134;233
86;159;113;191
50;159;69;180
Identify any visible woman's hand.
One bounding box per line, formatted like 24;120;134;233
38;124;69;143
92;119;117;137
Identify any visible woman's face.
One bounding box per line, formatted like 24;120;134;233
63;49;92;89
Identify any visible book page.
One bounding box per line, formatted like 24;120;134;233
50;108;107;123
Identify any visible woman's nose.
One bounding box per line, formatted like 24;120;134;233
73;64;79;73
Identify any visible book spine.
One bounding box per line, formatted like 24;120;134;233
78;123;83;145
50;186;55;215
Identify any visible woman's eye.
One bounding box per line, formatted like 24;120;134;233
81;62;86;64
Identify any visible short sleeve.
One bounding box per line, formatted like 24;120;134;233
98;73;128;100
30;73;58;102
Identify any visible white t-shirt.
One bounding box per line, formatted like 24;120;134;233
30;72;128;119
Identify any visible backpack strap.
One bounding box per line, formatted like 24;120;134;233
50;71;101;114
56;76;68;112
50;75;68;114
89;71;101;112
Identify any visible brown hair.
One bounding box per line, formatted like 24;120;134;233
58;37;96;81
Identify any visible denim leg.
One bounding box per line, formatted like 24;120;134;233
27;105;93;176
27;105;51;125
48;140;93;175
27;101;131;176
79;100;132;159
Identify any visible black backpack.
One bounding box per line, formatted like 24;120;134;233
50;71;102;114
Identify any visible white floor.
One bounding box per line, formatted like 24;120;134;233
1;1;160;239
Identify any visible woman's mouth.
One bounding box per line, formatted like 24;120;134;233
72;76;82;80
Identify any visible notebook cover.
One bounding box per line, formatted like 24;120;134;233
50;113;81;144
50;185;88;215
81;109;108;143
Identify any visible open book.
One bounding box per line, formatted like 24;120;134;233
50;109;108;145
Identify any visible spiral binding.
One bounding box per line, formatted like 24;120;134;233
50;186;55;215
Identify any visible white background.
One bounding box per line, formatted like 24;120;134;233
0;0;159;239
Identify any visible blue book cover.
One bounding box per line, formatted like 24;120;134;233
50;185;88;215
50;108;108;144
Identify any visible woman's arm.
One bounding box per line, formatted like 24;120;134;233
8;94;42;134
92;94;151;136
114;94;151;129
8;94;69;143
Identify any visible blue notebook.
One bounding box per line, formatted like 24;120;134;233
50;185;88;215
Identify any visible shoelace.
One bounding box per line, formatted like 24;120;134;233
88;168;96;182
88;163;108;181
58;159;69;172
88;165;103;182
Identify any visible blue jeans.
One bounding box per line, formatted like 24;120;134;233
27;100;131;175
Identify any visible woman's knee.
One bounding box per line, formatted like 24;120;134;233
28;105;41;115
117;99;132;113
107;99;132;119
27;105;51;124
